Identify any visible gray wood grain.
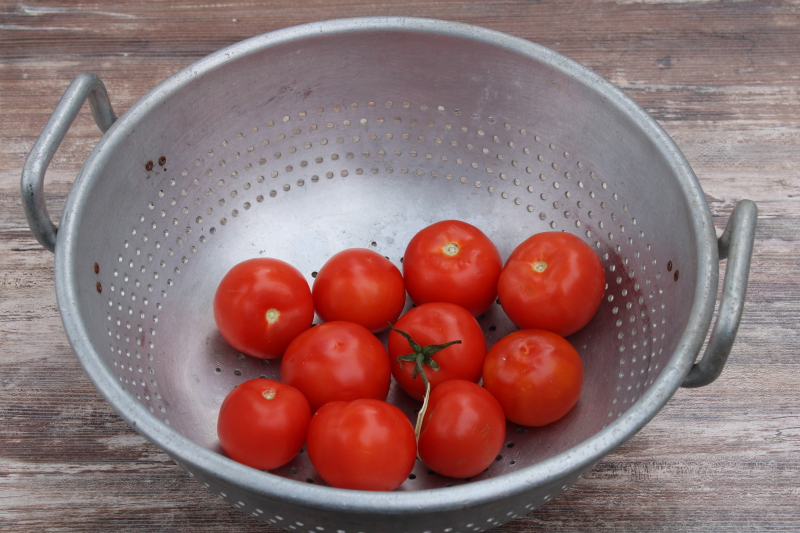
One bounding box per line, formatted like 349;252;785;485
1;1;799;532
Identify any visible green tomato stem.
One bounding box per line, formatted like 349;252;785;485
389;324;461;391
388;323;462;453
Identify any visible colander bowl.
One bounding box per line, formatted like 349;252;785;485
21;17;756;533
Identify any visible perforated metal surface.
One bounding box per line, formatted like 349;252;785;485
54;17;716;533
99;100;680;480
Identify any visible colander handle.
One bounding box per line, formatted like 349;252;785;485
21;73;117;253
681;199;758;388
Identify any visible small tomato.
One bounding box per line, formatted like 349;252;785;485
217;379;311;470
388;302;487;401
312;248;406;333
281;321;391;413
417;379;506;479
213;258;314;359
497;231;605;337
307;399;417;491
482;329;583;427
403;220;502;316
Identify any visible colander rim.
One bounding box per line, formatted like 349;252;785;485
54;16;718;515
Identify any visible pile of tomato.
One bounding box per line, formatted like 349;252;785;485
213;220;606;491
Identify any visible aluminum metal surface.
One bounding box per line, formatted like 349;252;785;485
21;17;756;533
21;73;116;252
682;199;757;387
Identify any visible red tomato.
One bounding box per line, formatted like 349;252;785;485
403;220;502;316
307;399;417;491
217;378;311;470
281;321;391;413
482;329;583;427
497;231;605;337
417;379;506;478
214;258;314;359
312;248;406;333
388;302;487;401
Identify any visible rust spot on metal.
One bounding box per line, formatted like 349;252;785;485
96;281;102;293
145;160;154;171
667;260;673;272
158;156;167;166
674;270;680;281
93;262;100;274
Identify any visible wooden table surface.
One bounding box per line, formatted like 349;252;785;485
1;1;798;531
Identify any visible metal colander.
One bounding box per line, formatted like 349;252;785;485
22;17;756;533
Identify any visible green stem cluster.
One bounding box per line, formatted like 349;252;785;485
389;324;462;442
389;325;462;389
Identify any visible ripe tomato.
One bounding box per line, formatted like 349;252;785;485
482;329;583;427
217;378;311;470
312;248;406;333
388;302;487;401
214;258;314;359
402;220;502;316
280;321;391;413
417;379;506;479
497;231;605;337
306;399;417;491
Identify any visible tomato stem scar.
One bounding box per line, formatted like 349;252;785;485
265;308;280;324
532;261;548;273
442;242;460;256
262;389;277;400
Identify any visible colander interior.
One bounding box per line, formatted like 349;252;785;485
64;22;700;492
